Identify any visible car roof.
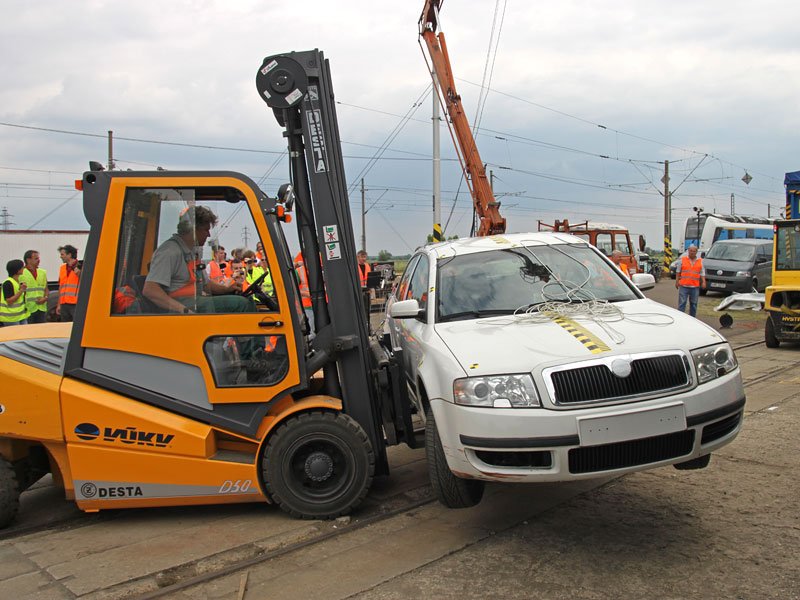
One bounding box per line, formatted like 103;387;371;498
711;239;771;246
425;232;586;259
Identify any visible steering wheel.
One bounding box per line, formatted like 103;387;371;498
241;271;268;297
241;271;279;311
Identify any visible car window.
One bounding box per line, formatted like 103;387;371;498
437;244;637;322
614;235;631;255
705;243;755;262
407;255;429;313
396;255;420;301
595;233;612;256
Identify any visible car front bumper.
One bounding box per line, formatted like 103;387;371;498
705;276;753;293
431;370;744;482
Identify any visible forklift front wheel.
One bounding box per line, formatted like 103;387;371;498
262;411;375;519
765;315;780;348
0;457;21;529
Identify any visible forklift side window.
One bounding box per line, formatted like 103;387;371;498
111;187;279;316
204;335;289;387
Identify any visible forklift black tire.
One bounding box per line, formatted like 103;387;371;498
262;411;375;520
765;316;780;348
425;410;484;509
0;457;20;529
673;453;711;470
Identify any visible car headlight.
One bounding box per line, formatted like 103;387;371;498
735;271;751;278
691;343;738;384
453;374;540;408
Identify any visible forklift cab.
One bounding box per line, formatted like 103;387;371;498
68;172;309;432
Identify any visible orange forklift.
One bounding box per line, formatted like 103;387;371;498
0;50;417;527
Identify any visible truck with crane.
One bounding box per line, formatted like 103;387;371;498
419;0;506;238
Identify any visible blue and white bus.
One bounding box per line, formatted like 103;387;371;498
682;214;773;255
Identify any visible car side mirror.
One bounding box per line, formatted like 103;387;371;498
389;298;423;319
631;273;655;291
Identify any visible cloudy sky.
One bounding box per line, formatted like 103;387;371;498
1;0;798;256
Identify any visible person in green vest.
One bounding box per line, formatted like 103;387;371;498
1;259;31;326
19;249;48;324
242;249;273;298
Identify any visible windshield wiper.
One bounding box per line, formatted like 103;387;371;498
438;309;515;323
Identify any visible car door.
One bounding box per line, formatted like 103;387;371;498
391;254;430;405
757;244;772;288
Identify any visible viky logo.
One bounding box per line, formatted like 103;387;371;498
75;423;174;447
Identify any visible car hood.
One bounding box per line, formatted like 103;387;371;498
433;299;724;376
703;258;751;271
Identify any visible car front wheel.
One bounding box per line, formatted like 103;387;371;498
425;409;484;509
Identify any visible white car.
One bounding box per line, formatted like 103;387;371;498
387;233;745;508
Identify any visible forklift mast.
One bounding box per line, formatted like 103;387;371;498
419;0;506;236
256;50;410;476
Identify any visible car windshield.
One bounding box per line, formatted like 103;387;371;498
436;244;637;322
706;243;756;262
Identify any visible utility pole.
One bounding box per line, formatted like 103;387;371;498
730;193;735;215
662;160;672;272
0;206;13;230
107;130;115;171
242;226;250;248
432;74;442;243
361;178;366;252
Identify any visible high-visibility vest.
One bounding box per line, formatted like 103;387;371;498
678;256;703;288
358;261;372;287
294;252;312;308
244;266;274;296
19;267;48;314
208;261;232;283
112;285;137;314
0;277;31;323
169;260;201;299
58;264;80;305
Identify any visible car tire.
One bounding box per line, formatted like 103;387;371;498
752;278;759;293
673;453;711;470
425;409;484;509
0;457;20;529
262;411;375;519
765;316;780;348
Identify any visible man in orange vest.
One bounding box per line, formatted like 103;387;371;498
610;250;630;278
675;244;706;317
57;244;81;322
357;250;372;287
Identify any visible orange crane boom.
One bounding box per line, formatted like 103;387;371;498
419;0;506;236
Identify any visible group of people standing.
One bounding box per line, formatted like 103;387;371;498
0;245;82;327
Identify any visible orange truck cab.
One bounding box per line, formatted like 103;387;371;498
538;219;644;275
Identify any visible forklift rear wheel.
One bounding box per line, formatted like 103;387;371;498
765;316;780;348
0;457;20;529
425;410;484;509
263;411;375;519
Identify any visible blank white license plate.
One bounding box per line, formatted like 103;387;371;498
709;282;726;288
578;403;686;446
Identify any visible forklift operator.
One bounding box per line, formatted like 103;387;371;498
143;206;255;315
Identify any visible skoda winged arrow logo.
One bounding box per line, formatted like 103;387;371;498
610;358;633;378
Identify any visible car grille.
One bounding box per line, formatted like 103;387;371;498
569;430;695;474
701;412;742;444
549;354;689;405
